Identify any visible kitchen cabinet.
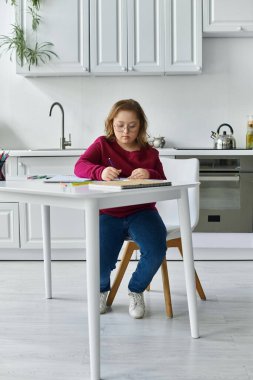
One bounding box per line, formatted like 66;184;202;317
90;0;165;74
17;0;202;76
16;0;90;76
0;160;19;248
16;156;86;249
0;203;19;248
165;0;202;74
203;0;253;36
90;0;202;75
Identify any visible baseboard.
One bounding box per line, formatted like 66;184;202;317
0;249;86;261
1;233;253;261
193;233;253;248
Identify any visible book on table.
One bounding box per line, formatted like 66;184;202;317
88;179;172;191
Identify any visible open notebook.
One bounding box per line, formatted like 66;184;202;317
88;179;171;191
44;175;90;183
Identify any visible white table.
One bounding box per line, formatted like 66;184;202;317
0;180;199;380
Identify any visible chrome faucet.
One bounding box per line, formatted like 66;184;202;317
49;102;71;150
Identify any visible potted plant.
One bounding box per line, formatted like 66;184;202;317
0;0;58;70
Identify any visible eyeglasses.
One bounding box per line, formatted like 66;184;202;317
113;124;139;133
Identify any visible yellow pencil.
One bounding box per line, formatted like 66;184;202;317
71;181;91;186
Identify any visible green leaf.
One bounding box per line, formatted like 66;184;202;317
0;24;26;66
25;41;58;70
30;0;40;11
27;6;41;31
5;0;17;5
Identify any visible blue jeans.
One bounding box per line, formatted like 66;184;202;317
99;209;167;293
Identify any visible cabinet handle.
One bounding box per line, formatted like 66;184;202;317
200;176;240;182
237;26;243;31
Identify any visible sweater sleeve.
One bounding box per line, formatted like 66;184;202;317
146;150;166;180
74;138;106;180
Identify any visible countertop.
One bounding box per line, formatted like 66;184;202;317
7;148;253;157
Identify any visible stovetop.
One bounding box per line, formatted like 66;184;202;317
175;148;248;150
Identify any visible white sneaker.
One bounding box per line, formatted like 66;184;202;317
100;291;108;314
128;291;145;319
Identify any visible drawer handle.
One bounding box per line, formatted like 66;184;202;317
200;176;240;182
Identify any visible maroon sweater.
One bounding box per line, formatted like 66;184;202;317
74;136;166;217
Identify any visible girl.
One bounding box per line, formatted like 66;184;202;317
74;99;167;319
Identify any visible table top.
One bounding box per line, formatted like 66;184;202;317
0;178;197;209
0;178;196;197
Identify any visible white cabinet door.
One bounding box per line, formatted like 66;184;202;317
16;0;90;76
0;203;19;248
165;0;202;74
19;203;85;249
90;0;164;74
128;0;164;74
90;0;128;73
203;0;253;36
18;157;85;249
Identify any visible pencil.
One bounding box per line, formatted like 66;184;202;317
71;181;91;186
108;157;116;167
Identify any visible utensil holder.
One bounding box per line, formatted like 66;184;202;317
0;162;6;181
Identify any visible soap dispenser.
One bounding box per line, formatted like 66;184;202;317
246;115;253;149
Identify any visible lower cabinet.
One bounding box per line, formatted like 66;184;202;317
16;156;85;250
19;203;85;249
0;203;20;248
0;156;85;250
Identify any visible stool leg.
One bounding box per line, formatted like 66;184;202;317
106;241;137;306
161;257;173;318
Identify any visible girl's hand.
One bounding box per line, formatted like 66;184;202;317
128;168;150;179
102;167;121;181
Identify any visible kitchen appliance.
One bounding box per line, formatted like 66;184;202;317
179;155;253;232
211;123;236;149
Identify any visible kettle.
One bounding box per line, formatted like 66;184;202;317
148;136;166;148
211;123;236;149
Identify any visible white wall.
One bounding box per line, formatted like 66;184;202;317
1;3;253;150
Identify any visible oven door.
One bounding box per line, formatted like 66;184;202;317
195;172;252;232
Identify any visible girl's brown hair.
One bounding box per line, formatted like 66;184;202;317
105;99;149;147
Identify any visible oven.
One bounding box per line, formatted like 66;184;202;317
180;156;253;232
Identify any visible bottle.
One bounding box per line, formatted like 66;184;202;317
246;115;253;149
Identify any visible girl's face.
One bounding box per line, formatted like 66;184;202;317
113;110;140;149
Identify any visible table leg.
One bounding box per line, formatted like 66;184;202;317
85;200;100;380
41;205;52;299
178;188;199;339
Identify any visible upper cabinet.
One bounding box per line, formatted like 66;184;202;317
203;0;253;37
16;0;90;76
90;0;165;74
89;0;128;74
128;0;165;73
16;0;202;76
165;0;202;74
90;0;201;75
